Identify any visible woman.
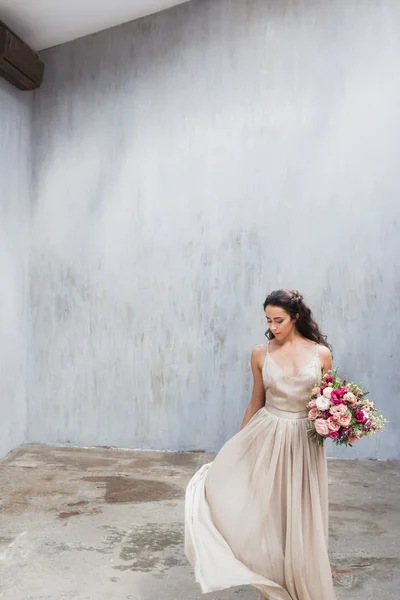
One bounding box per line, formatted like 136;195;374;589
185;289;337;600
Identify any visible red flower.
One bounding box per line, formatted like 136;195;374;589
329;431;339;440
335;387;347;398
325;376;334;384
354;410;366;423
330;392;343;405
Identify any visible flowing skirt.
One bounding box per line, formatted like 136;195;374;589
184;406;336;600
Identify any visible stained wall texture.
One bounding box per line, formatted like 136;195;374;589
0;79;31;457
29;0;400;457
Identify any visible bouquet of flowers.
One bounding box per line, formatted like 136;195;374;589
307;369;387;446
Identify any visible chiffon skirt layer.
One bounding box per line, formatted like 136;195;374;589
184;406;336;600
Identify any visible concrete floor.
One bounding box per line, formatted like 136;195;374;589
0;445;398;600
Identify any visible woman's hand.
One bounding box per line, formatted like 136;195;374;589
348;435;359;444
319;345;358;444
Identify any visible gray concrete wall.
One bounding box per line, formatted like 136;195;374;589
0;79;31;457
30;0;400;458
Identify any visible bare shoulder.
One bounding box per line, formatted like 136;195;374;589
251;344;267;371
317;344;332;360
317;344;333;371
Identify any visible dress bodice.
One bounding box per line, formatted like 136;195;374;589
262;343;321;415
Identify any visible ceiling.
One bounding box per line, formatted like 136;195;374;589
0;0;192;51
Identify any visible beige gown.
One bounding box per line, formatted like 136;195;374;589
185;343;336;600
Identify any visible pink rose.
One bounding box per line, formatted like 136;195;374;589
330;403;348;416
343;392;357;405
307;400;317;409
329;431;339;440
327;417;341;432
324;376;334;383
340;413;352;427
315;418;329;437
354;410;366;423
308;407;319;421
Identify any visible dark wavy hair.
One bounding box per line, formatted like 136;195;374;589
263;289;331;349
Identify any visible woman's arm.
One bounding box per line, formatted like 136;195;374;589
319;345;358;443
240;346;266;430
319;345;333;375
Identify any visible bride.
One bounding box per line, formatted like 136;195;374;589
185;289;338;600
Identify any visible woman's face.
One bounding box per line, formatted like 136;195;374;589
265;305;297;340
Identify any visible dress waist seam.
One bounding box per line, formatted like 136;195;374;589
264;404;308;420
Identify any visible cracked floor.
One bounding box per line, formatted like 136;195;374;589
0;445;399;599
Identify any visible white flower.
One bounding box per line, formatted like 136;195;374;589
316;395;331;411
323;387;333;399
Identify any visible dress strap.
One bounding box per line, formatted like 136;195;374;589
315;343;319;357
